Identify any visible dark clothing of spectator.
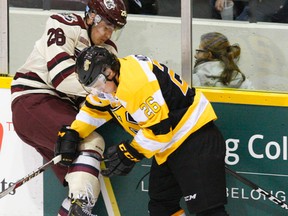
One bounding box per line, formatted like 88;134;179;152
271;0;288;23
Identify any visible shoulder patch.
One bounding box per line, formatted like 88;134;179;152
59;13;78;22
51;13;86;28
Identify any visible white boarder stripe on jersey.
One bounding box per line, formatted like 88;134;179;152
76;110;107;128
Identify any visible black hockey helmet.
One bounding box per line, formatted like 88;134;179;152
76;45;119;87
86;0;127;29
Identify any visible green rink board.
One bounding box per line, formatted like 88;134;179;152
44;103;288;216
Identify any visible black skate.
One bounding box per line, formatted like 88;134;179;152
68;198;96;216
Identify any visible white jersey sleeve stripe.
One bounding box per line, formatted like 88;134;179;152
76;110;107;128
160;93;209;152
133;55;156;82
134;129;169;152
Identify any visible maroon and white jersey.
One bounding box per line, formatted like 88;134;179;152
11;12;117;105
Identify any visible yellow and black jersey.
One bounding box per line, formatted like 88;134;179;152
71;55;217;165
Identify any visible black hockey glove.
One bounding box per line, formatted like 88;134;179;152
101;141;144;177
55;126;81;166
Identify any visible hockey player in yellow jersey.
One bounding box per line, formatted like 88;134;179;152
60;46;229;215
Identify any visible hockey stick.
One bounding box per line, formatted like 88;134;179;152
0;155;62;199
225;166;288;210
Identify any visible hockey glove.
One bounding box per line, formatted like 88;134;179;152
55;126;81;166
101;141;144;177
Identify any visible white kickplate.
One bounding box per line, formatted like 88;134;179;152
0;88;44;216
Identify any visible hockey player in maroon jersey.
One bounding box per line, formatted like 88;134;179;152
10;0;127;215
60;46;229;215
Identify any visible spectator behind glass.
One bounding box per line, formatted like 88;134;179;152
210;0;248;20
124;0;158;14
193;32;254;89
211;0;287;22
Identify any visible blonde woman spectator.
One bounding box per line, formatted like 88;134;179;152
193;32;254;89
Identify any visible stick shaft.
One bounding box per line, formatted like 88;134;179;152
0;155;61;199
225;166;288;210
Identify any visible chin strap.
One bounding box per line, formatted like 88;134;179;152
112;76;119;86
87;24;93;45
84;11;93;44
